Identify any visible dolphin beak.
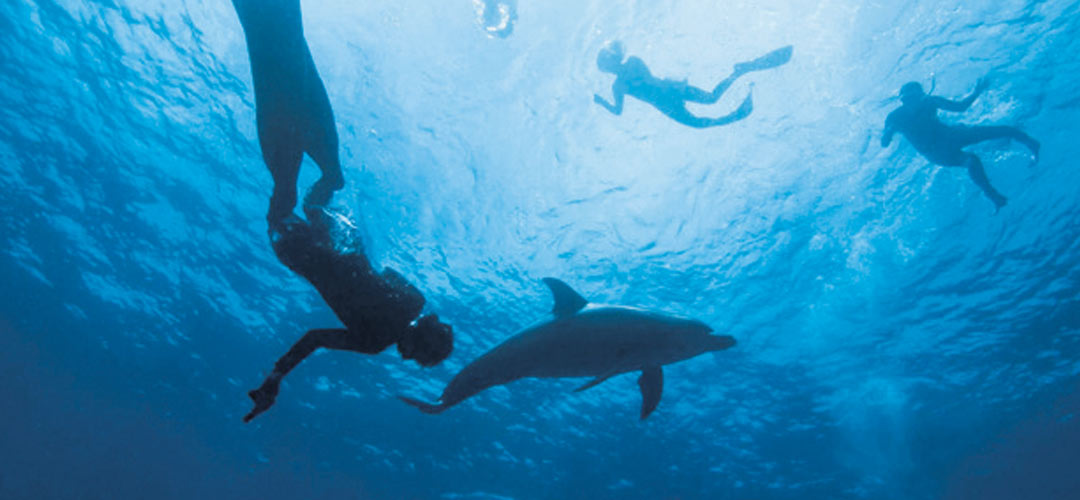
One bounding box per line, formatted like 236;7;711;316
710;335;736;351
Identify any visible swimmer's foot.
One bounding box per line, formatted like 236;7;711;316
992;195;1008;214
243;379;280;423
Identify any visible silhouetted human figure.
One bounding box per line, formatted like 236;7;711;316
244;208;454;423
232;0;454;423
593;42;792;128
882;79;1040;210
232;0;345;227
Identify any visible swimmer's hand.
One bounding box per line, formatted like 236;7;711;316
593;94;606;105
974;77;990;95
243;380;280;423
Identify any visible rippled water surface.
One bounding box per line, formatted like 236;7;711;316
1;0;1079;499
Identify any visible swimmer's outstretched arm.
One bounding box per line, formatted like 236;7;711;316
244;328;351;422
881;112;898;147
594;81;626;115
931;77;990;112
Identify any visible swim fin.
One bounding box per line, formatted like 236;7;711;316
735;45;793;74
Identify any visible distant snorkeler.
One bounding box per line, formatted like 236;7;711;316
593;41;793;128
882;78;1040;211
244;207;454;423
231;0;345;228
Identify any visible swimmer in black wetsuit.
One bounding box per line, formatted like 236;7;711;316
232;0;345;227
244;208;453;423
882;79;1040;211
231;0;454;423
593;42;792;128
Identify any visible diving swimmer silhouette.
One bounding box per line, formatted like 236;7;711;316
231;0;454;423
232;0;345;227
882;78;1040;211
593;42;793;128
243;208;454;423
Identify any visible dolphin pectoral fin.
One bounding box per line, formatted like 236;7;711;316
542;278;588;316
637;366;664;420
573;372;616;392
398;395;447;414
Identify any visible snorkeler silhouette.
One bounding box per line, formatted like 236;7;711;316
231;0;454;423
231;0;345;227
882;78;1040;210
243;207;454;423
593;42;792;128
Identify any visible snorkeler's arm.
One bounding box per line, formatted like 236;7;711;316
593;82;626;115
932;77;990;112
881;113;897;147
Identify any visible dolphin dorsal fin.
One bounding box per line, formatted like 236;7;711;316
542;278;588;316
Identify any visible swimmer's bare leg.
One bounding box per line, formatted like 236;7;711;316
303;139;345;211
964;154;1007;211
705;71;742;103
683;83;722;104
961;125;1041;164
266;147;304;230
664;106;714;128
665;92;753;128
244;328;351;423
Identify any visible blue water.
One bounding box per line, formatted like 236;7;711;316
2;0;1079;498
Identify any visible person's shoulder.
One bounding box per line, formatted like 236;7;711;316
624;56;649;73
886;105;910;123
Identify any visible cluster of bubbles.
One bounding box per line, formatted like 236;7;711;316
472;0;518;38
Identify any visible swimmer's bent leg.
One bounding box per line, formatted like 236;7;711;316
303;138;345;210
265;144;304;228
667;93;754;128
959;126;1040;161
302;93;346;210
964;154;1007;210
244;328;350;423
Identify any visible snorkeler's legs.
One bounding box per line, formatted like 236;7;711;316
301;82;346;210
705;71;742;103
244;328;351;422
303;140;345;210
665;92;753;128
964;154;1008;210
959;125;1040;162
664;106;714;128
266;146;304;227
682;83;721;104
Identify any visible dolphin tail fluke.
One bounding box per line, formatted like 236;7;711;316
398;396;448;414
637;366;664;420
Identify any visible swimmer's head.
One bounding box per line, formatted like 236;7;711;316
900;81;925;104
398;314;454;367
596;40;625;73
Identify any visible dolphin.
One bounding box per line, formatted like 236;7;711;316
400;278;736;419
